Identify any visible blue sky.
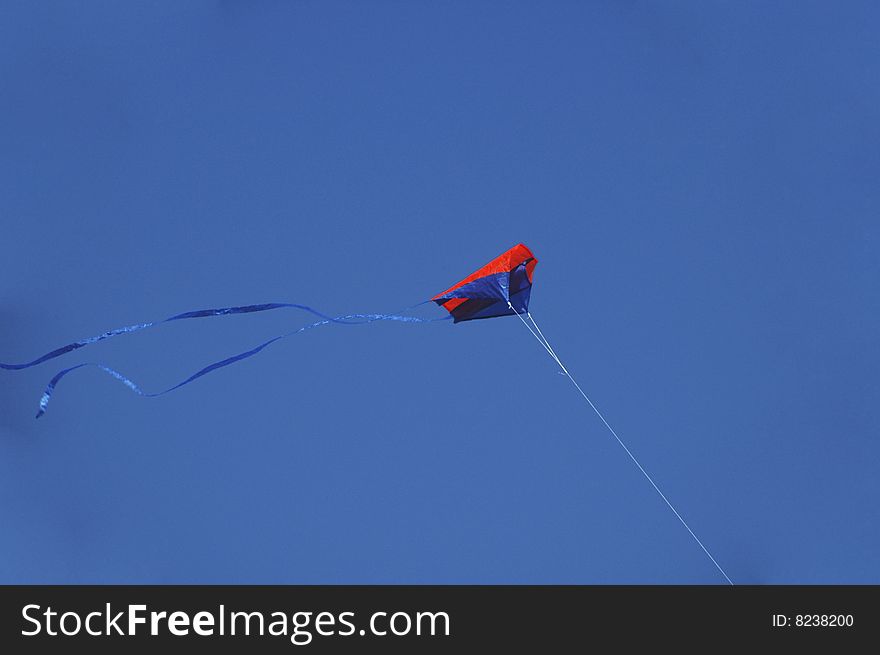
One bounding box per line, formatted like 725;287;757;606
1;1;878;583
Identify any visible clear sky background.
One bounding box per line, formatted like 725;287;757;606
1;2;878;584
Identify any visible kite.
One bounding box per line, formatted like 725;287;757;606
1;244;538;418
432;242;537;322
1;242;733;584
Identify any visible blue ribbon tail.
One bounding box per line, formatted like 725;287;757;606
34;307;449;418
3;301;432;371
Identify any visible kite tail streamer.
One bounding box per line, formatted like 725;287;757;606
507;302;734;586
35;309;449;418
3;301;432;371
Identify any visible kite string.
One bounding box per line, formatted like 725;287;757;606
509;303;733;586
